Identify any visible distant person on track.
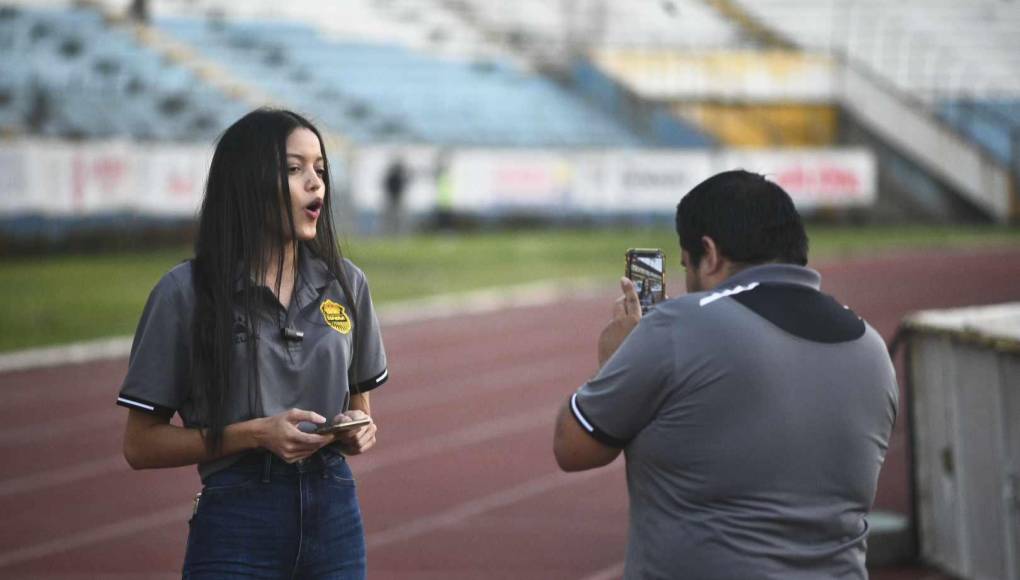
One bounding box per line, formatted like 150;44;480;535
117;108;388;579
553;170;898;579
381;155;410;235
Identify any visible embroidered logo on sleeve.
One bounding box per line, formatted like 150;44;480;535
320;299;352;334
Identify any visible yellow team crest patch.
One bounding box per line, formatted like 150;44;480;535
320;299;352;335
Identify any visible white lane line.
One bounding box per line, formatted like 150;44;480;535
378;278;603;326
0;504;191;570
366;461;622;549
0;456;127;498
0;352;573;444
0;405;589;567
0;331;585;445
0;333;581;495
0;463;620;570
0;337;134;374
379;355;582;414
578;561;626;580
0;400;557;500
0;365;577;495
0;279;604;374
354;407;556;476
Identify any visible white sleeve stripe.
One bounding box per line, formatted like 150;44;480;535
570;393;595;433
117;397;155;411
375;369;388;383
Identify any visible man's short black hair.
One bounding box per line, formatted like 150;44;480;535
676;170;808;268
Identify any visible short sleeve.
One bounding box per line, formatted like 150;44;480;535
349;266;388;393
116;267;192;417
571;310;673;448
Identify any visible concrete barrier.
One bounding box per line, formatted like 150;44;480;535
901;302;1020;579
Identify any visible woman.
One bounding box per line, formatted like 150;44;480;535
117;108;388;578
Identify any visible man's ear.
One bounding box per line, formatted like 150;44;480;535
700;235;725;276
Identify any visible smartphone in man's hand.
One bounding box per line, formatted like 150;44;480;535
625;248;665;315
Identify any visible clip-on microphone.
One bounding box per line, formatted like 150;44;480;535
281;327;304;341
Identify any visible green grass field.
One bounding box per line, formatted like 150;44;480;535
1;225;1017;353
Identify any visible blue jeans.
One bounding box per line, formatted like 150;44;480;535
183;449;365;579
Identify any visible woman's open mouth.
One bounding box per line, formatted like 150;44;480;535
305;199;323;220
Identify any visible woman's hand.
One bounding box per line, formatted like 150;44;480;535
331;409;377;455
255;409;331;463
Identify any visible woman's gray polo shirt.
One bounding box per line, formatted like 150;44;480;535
116;250;388;479
571;264;898;580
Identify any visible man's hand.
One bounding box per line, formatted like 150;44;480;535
597;277;642;368
331;409;377;455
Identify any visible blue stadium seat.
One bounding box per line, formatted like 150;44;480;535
0;7;247;141
939;100;1020;165
155;17;655;147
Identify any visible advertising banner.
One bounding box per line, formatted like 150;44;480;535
451;150;575;212
0;140;212;217
140;145;212;216
0;148;28;214
719;149;876;208
0;141;877;219
12;141;76;215
600;150;714;212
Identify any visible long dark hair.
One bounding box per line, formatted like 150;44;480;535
192;108;357;453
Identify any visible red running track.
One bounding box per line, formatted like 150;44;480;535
0;248;1017;579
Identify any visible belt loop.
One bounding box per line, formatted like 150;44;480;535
320;450;329;479
262;452;272;483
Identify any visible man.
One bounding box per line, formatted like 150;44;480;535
553;170;898;579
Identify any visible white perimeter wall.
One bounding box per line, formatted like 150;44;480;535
0;140;876;218
0;140;213;217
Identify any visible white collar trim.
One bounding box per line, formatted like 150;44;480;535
699;282;760;307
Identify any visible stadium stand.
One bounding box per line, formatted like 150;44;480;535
2;0;1014;224
587;49;838;147
81;0;747;55
144;0;720;147
153;0;504;61
450;0;746;56
673;102;836;147
411;0;740;147
730;0;1020;167
0;0;715;148
939;100;1020;167
732;0;1020;98
154;15;670;147
0;5;248;141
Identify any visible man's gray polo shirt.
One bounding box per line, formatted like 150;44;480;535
571;264;898;579
116;249;388;479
